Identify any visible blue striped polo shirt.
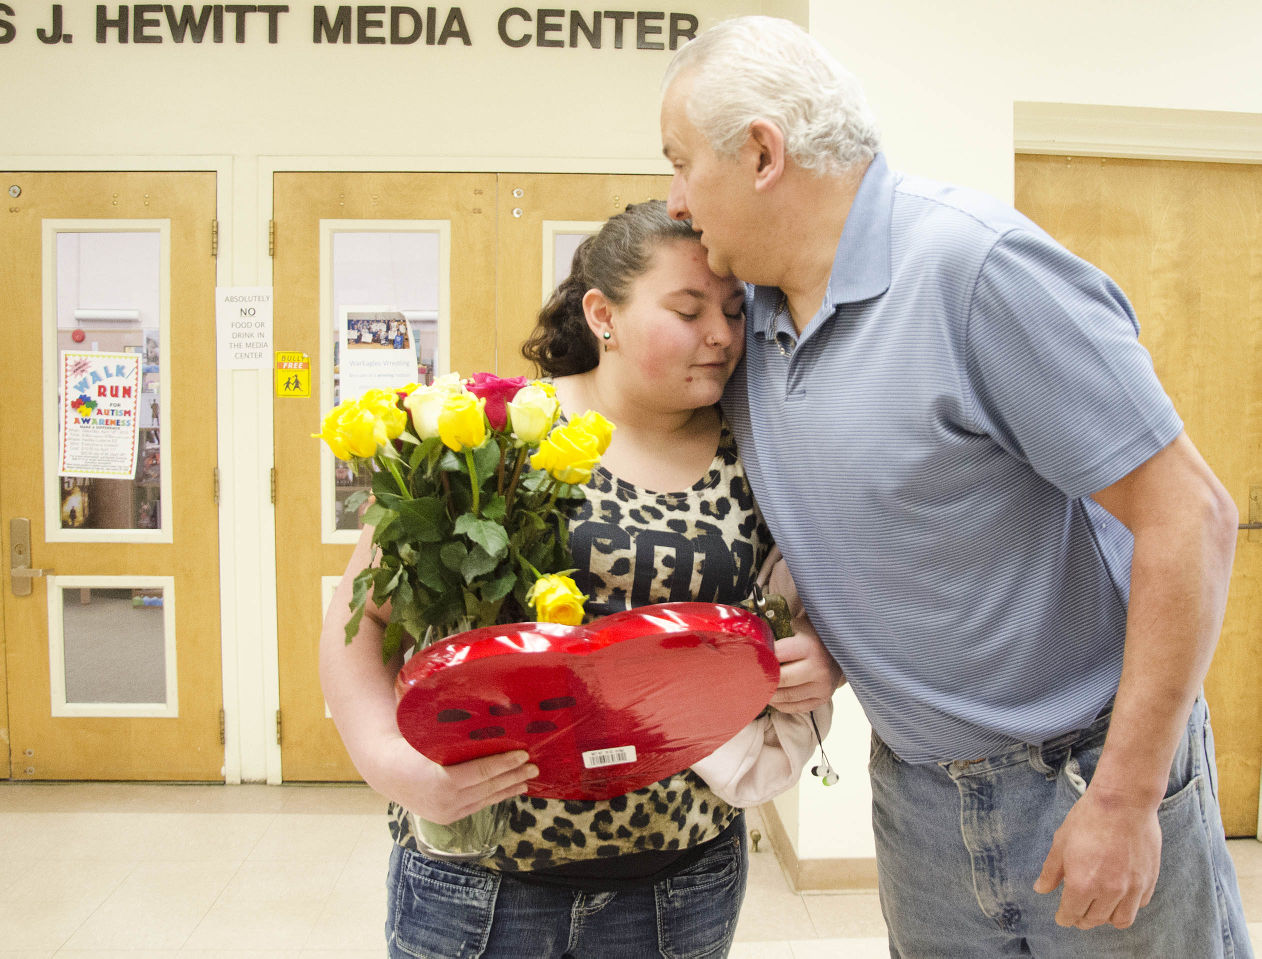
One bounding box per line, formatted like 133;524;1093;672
722;153;1183;763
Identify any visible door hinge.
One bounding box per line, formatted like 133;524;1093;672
211;218;218;257
1246;486;1262;541
218;708;226;745
213;466;220;505
275;709;282;745
268;219;275;257
270;467;277;504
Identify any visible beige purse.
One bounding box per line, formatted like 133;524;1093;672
691;548;835;807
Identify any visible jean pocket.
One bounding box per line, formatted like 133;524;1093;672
388;845;499;959
656;831;747;959
1060;738;1205;815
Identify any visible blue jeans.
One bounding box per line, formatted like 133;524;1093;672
871;697;1252;958
385;812;747;959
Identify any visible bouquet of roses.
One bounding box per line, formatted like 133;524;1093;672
315;372;615;663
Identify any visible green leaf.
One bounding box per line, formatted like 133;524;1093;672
460;543;501;582
518;470;550;492
344;599;367;645
481;566;517;603
470;439;501;481
440;540;468;571
414;544;448;592
371;564;403;603
350;567;373;608
394;496;450;543
481;494;507;522
391;580;427;651
424;587;465;628
463;590;504;627
553;482;588;501
361;502;392;529
455;513;509;559
382;621;405;663
345;489;370;513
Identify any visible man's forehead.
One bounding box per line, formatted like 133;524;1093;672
660;88;694;153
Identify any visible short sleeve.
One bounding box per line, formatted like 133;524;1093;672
963;229;1183;498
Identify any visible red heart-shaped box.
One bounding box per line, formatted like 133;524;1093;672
395;602;778;800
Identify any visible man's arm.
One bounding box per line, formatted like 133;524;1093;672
1033;431;1237;929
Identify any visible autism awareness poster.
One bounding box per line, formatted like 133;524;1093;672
59;351;142;479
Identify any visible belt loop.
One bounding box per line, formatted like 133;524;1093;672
1027;742;1057;779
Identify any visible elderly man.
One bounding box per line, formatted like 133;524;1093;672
661;15;1249;958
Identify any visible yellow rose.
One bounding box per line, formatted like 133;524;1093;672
357;388;407;440
566;410;615;455
313;403;356;460
525;573;587;626
438;391;487;452
403;385;446;440
403;377;465;440
312;399;384;460
530;422;602;484
506;383;559;445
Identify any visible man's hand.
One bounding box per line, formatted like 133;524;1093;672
1033;787;1161;929
769;624;845;714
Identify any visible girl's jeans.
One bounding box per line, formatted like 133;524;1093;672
386;811;747;959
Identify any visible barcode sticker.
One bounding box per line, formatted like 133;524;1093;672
581;745;637;769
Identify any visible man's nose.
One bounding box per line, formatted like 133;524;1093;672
667;176;689;221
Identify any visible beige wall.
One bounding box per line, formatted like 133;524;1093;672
3;0;1259;852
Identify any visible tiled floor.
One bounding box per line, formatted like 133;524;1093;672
0;782;1257;958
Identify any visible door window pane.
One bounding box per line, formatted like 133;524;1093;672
553;232;593;289
327;229;442;533
52;230;164;534
50;577;178;717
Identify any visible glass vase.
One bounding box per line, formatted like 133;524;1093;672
408;798;513;861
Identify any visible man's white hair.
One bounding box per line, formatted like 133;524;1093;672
662;16;880;175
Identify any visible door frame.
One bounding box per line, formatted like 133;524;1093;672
0;154;251;780
1;165;227;777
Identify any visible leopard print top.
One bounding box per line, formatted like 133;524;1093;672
389;416;772;872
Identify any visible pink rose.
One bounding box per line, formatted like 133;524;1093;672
466;372;528;430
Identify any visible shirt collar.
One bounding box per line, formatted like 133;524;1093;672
750;152;894;338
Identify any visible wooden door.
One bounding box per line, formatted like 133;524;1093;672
272;172;671;780
1016;154;1262;834
0;171;223;780
271;172;497;779
495;174;673;378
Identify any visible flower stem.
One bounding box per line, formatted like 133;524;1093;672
384;455;409;497
503;447;529;517
464;449;480;515
495;437;507;495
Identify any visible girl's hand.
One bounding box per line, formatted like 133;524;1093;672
770;624;845;714
374;736;538;824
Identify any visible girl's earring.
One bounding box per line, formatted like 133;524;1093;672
602;330;612;353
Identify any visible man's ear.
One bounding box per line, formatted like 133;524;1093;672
582;288;613;338
748;119;787;192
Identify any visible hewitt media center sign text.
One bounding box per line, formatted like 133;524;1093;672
0;4;700;48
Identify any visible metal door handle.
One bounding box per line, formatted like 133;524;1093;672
9;517;53;597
